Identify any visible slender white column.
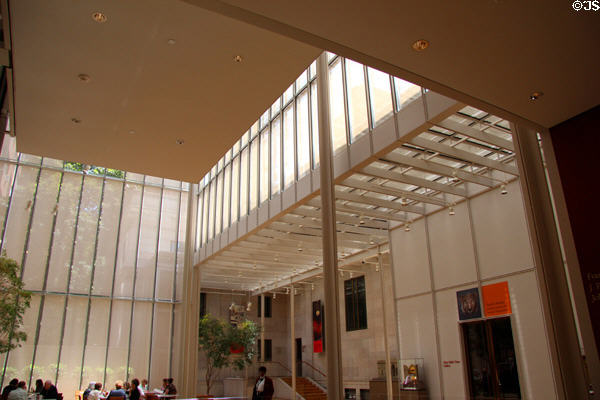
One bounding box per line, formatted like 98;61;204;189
316;51;344;400
290;285;296;398
378;252;393;400
260;292;265;362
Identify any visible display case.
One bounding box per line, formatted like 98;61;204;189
399;358;425;391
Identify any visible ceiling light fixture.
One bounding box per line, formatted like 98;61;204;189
128;130;136;135
175;139;184;145
92;12;107;23
167;39;176;45
405;223;411;232
449;205;455;216
500;183;508;195
234;55;243;63
71;117;82;124
412;39;429;52
273;292;277;299
529;91;543;101
78;74;91;83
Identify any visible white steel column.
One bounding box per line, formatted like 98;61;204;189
378;251;393;400
512;124;587;399
317;51;344;399
260;292;265;362
290;285;296;398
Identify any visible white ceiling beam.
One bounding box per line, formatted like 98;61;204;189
436;119;514;151
307;198;407;222
290;206;389;229
334;188;426;215
279;213;388;237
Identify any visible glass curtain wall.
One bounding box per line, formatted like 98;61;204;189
195;55;423;249
0;135;188;397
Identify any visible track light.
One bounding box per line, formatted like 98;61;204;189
500;184;508;195
311;283;315;291
375;264;380;272
273;293;277;299
229;302;235;311
449;205;455;216
405;223;411;232
246;302;252;311
359;213;365;225
349;272;353;278
253;264;257;270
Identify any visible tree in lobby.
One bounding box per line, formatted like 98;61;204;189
0;254;31;353
198;315;259;395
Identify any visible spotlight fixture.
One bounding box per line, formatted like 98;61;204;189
92;12;107;23
246;302;252;312
529;91;543;101
175;139;184;145
78;74;91;83
253;264;257;270
273;292;277;299
349;272;353;278
449;205;455;216
500;184;508;195
234;55;243;63
71;117;82;124
229;302;235;311
167;39;176;45
285;287;290;295
128;130;136;135
405;223;411;232
375;264;380;272
359;213;365;225
369;237;376;245
411;39;429;52
311;283;315;291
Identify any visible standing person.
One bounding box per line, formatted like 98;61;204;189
34;380;44;395
252;367;274;400
164;379;176;396
1;379;18;400
41;381;58;400
106;381;126;399
129;380;143;400
88;383;103;400
7;382;26;400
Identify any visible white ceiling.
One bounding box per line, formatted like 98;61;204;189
8;0;320;181
184;0;600;130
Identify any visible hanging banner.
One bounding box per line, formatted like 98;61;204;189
456;287;482;320
482;281;512;317
313;300;323;353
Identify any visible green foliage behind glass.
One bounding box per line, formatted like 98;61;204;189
0;254;32;354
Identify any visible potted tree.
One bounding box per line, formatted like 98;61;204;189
0;254;31;354
198;315;259;396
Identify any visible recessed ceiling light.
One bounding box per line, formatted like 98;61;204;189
233;55;243;63
412;39;429;51
175;139;184;145
128;130;136;135
92;12;107;23
167;39;176;45
78;74;91;83
71;117;82;124
529;91;544;101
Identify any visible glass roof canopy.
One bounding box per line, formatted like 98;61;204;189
196;55;518;294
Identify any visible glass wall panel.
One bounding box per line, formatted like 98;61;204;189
283;84;293;105
249;139;259;211
128;301;152;380
113;183;143;298
105;300;131;385
135;186;161;299
0;161;17;233
195;194;202;251
201;189;209;246
310;82;319;167
149;303;172;388
70;175;103;294
393;77;420;111
215;173;223;234
296;70;308;92
81;298;110;385
283;105;295;188
2;165;38;262
239;148;249;217
329;59;347;151
230;156;239;223
0;134;17;159
47;174;83;293
32;295;64;384
22;169;60;290
171;304;183;379
270;117;281;196
259;129;269;203
93;180;123;296
345;59;369;141
295;91;310;179
2;295;40;385
175;193;187;302
20;154;41;165
57;296;87;392
156;189;179;300
223;164;231;231
368;67;393;127
208;180;215;240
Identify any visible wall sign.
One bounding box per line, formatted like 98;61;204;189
456;287;482;320
482;281;512;317
313;300;323;353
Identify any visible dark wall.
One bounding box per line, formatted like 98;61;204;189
550;104;600;359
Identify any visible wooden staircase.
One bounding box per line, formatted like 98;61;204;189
281;377;327;400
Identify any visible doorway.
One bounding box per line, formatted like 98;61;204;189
296;338;303;376
462;317;521;399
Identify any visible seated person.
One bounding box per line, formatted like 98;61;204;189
83;382;95;400
41;381;58;399
164;379;176;396
107;381;127;399
7;381;27;400
88;383;103;400
1;379;19;400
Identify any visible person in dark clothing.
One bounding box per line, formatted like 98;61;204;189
252;367;274;400
1;379;19;400
82;382;95;400
164;379;176;395
129;379;141;400
106;381;126;400
34;380;44;395
41;381;58;399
